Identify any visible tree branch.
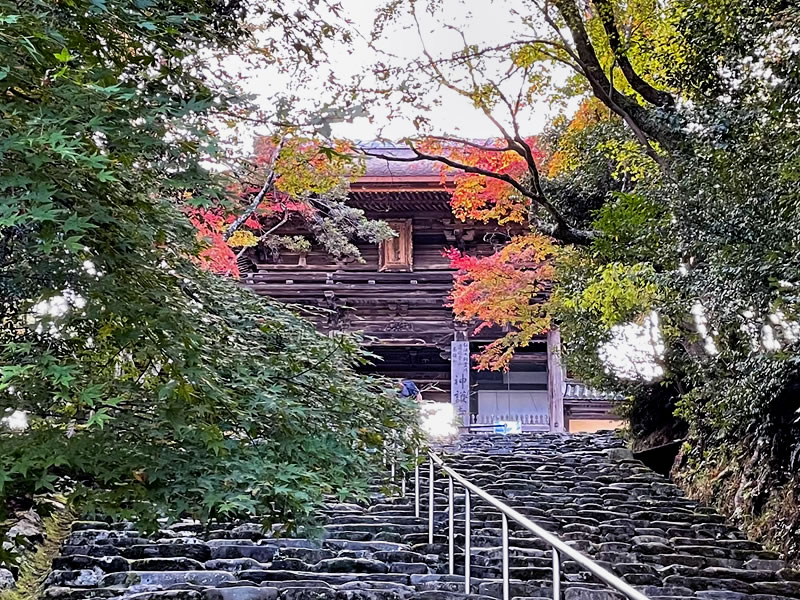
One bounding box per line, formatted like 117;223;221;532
427;135;513;152
591;0;674;107
360;145;595;245
226;207;291;277
484;83;549;203
364;145;540;202
223;136;286;241
7;87;40;104
547;0;671;171
410;6;519;148
258;208;291;241
442;39;578;69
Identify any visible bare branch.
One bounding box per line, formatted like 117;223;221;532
226;207;291;277
428;136;513;152
259;208;291;241
409;6;519;147
223;136;286;241
441;39;577;68
477;81;550;203
532;0;585;65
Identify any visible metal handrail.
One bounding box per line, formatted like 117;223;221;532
418;450;651;600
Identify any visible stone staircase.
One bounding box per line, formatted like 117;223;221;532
433;432;800;600
42;432;800;600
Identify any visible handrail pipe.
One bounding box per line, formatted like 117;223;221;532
416;450;651;600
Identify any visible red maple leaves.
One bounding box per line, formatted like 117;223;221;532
445;234;556;370
186;136;359;277
420;138;544;224
186;207;262;277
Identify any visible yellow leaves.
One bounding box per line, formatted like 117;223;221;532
576;262;659;329
511;44;549;68
546;150;574;178
544;98;663;182
227;230;259;248
267;137;362;198
545;98;612;178
568;98;606;132
585;0;678;87
498;233;558;266
596;138;658;182
468;83;499;109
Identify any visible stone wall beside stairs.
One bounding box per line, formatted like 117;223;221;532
41;432;800;600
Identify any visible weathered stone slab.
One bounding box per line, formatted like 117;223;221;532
210;545;277;562
313;558;389;574
124;544;212;562
323;541;408;553
279;587;337;600
204;587;279;600
131;558;206;571
238;571;410;586
51;554;130;572
101;570;235;588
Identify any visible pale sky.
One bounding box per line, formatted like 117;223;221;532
238;1;574;142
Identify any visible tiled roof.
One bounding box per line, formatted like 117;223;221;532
358;144;446;179
356;139;526;180
563;380;624;401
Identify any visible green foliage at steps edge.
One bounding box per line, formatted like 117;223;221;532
675;441;800;564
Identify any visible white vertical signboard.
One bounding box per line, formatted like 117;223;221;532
451;340;470;427
547;327;566;432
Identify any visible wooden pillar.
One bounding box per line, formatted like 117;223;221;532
547;328;566;433
451;329;470;428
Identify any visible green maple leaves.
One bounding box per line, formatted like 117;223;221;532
0;0;421;545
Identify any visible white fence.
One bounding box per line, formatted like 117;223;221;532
470;413;550;426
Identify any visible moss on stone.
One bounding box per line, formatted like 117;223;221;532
1;505;75;600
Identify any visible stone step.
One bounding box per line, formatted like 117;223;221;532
236;570;413;586
41;432;800;600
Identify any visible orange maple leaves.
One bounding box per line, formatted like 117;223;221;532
187;136;359;277
414;137;558;369
445;234;556;370
186;207;262;277
419;137;544;225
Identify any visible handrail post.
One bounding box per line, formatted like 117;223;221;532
447;474;454;575
501;513;510;600
464;488;471;594
552;548;561;599
428;456;434;545
414;448;420;518
401;470;406;497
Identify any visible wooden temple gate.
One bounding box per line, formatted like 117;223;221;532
243;146;618;432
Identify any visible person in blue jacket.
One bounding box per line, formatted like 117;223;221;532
398;379;422;402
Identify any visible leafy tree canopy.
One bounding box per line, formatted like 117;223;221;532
361;0;800;554
0;0;419;555
189;135;396;277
